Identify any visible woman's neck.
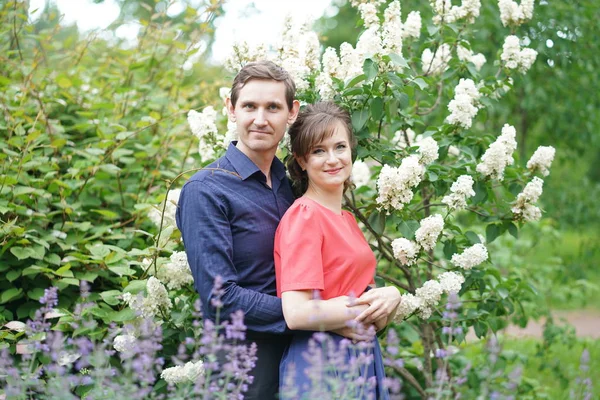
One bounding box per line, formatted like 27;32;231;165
304;186;344;215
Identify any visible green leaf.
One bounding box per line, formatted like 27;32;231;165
507;222;519;239
443;240;458;260
6;270;21;282
10;246;33;260
108;265;136;277
397;92;409;109
388;54;408;68
100;290;123;306
473;180;488;204
351;109;369;133
473;321;487;338
27;288;45;301
486;224;500;243
91;209;119;219
108;308;137;322
386;72;403;88
124;280;148;294
88;243;110;259
411;77;428;90
398;220;420;240
1;288;23;304
465;231;481;244
367;211;386;235
497;286;509;299
45;253;61;266
346;74;366;88
370;97;384;120
363;58;378;80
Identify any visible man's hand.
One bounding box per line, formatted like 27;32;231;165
351;286;401;324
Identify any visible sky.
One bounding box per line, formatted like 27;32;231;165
28;0;335;63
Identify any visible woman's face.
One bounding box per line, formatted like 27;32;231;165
299;121;353;193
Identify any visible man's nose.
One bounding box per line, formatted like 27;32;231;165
254;109;267;126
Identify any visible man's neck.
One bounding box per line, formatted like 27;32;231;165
236;144;276;187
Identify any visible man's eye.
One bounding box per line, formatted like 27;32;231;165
243;104;255;109
268;104;279;110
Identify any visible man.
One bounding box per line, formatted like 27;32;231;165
176;61;300;399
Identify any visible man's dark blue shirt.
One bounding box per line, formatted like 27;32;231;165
176;142;295;334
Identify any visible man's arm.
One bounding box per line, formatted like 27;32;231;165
176;179;287;333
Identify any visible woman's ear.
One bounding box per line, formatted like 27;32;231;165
293;153;306;171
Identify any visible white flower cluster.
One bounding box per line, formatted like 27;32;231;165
498;0;534;27
188;107;218;161
431;0;481;24
438;271;466;294
376;156;425;211
415;214;444;251
352;160;371;188
350;0;386;7
421;43;452;75
161;360;205;385
457;45;486;71
526;146;555;177
394;271;465;320
446;78;482;129
512;176;544;222
318;1;422;98
155;251;194;290
442;175;476;210
223;41;268;73
451;243;488;270
148;188;181;230
417;137;439;165
391;238;420;266
113;334;136;353
476;124;518;181
501;35;538;73
392;128;417;148
122;277;172;319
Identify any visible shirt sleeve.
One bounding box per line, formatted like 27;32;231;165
176;179;287;334
275;203;324;293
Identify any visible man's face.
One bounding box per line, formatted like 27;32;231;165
226;80;299;163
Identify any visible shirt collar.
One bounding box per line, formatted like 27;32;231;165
225;142;286;182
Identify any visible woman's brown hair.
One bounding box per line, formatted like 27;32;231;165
286;102;357;195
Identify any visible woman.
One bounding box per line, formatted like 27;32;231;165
274;102;399;399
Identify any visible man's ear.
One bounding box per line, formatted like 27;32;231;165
287;100;300;125
225;97;236;121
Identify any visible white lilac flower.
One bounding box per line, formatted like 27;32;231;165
476;124;518;181
339;42;364;81
113;334;136;353
350;0;386;7
316;73;336;100
156;251;193;290
498;0;535;27
356;26;384;60
438;271;465;294
382;1;403;56
451;243;489;270
322;47;341;77
359;3;380;29
57;351;81;366
391;238;420;266
188;107;218;161
442;175;476;210
431;0;481;24
417;137;439;165
123;277;172;319
511;176;544;221
148;188;181;230
416;280;444;307
447;78;482;128
421;43;452;75
457;45;486;71
501;35;538;73
415;214;444;251
376;156;425;211
393;293;422;321
161;360;205;385
222;120;238;147
224;41;268;72
302;31;321;71
526;146;555;176
402;11;422;39
352;160;371;188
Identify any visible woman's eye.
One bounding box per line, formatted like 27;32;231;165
336;144;347;150
312;148;324;154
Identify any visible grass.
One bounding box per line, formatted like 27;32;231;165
463;337;600;399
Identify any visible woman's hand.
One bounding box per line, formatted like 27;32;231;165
351;286;401;324
331;322;376;342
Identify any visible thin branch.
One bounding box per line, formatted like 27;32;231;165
389;364;427;399
376;271;411;292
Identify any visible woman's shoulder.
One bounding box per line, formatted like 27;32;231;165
281;197;320;222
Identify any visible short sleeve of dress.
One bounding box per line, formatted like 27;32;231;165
275;203;324;294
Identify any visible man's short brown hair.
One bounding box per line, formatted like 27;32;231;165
230;61;296;110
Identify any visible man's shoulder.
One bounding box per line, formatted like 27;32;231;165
184;156;240;189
